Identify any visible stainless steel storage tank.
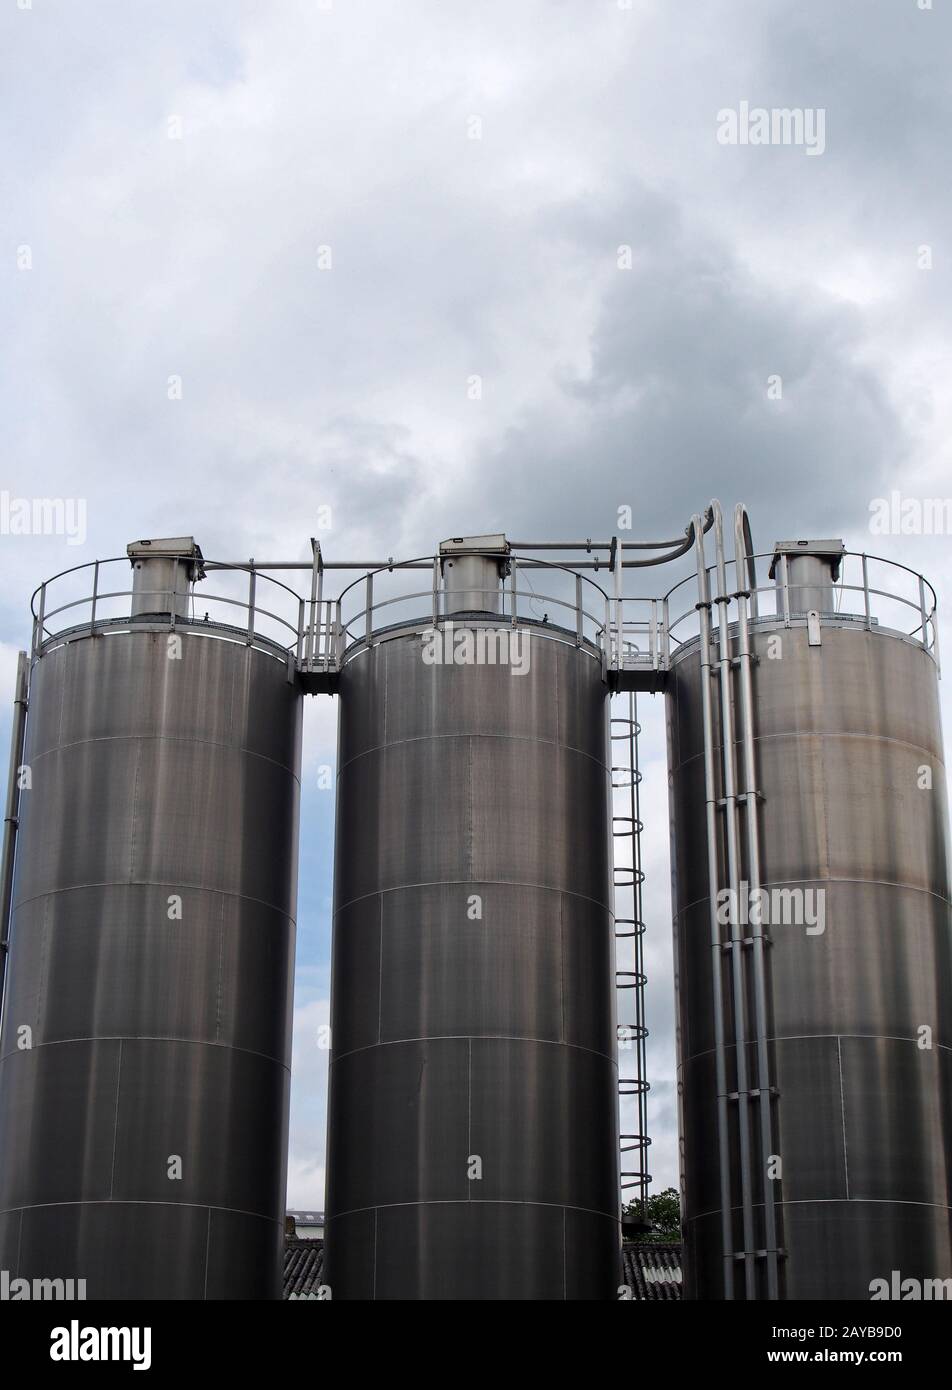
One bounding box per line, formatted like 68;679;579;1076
0;540;302;1299
667;535;952;1299
324;543;621;1298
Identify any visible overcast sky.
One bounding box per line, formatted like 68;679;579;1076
2;0;950;1209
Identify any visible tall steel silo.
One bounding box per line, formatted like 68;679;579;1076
324;538;621;1299
0;539;302;1299
668;521;952;1299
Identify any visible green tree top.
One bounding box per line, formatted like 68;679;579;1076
624;1187;681;1243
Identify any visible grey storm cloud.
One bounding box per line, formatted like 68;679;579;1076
2;0;950;1204
471;202;906;545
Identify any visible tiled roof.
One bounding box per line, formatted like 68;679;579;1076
282;1238;682;1300
284;1239;326;1299
622;1242;683;1300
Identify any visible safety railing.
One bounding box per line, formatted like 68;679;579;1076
299;554;668;678
30;557;306;670
29;553;671;680
31;548;939;684
661;550;940;670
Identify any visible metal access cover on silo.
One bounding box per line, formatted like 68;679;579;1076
126;536;206;577
439;533;509;555
768;538;845;578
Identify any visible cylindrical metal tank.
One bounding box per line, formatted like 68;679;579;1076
0;616;302;1298
668;585;952;1298
441;554;503;614
325;618;620;1298
439;535;509;615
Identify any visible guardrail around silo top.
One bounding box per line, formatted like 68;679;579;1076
661;550;940;672
30;557;307;673
37;548;923;685
298;553;668;679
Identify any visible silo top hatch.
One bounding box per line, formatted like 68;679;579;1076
768;538;845;580
769;538;845;616
439;533;511;616
438;533;510;557
126;535;205;574
127;535;205;619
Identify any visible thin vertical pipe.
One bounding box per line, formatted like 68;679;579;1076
733;503;779;1299
246;565;256;645
614;538;624;669
89;561;100;636
296;599;305;667
711;501;756;1299
308;547;321;666
692;512;735;1300
34;583;46;660
315;567;324;668
0;652;29;1025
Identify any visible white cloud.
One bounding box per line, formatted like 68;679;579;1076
287;994;331;1210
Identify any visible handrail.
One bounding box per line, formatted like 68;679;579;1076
321;555;642;673
30;555;305;619
29;556;307;668
663;549;939;664
27;540;941;682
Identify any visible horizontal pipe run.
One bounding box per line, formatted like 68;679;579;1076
510;537;687;551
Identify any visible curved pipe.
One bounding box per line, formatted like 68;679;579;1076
732;505;757;593
733;504;759;619
618;508;715;569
